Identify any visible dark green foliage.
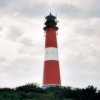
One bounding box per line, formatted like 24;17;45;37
0;83;100;100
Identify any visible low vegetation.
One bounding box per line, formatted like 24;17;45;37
0;83;100;100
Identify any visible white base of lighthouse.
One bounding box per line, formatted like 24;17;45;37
42;84;61;89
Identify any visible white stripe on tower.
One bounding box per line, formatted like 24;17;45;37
45;47;58;61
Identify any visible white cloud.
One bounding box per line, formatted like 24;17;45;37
18;43;43;57
0;56;7;63
58;17;100;88
6;26;24;41
0;56;43;87
20;38;33;46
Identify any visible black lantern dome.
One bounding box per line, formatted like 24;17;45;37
43;13;58;30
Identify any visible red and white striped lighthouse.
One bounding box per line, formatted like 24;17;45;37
43;13;61;88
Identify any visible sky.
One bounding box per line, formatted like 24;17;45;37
0;0;100;89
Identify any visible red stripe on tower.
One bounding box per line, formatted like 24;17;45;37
43;13;61;88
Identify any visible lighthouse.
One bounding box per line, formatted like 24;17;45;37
43;13;61;88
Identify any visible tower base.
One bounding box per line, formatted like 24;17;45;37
42;84;61;89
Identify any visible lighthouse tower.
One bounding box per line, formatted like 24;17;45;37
43;13;61;88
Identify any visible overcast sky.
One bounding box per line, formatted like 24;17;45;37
0;0;100;89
